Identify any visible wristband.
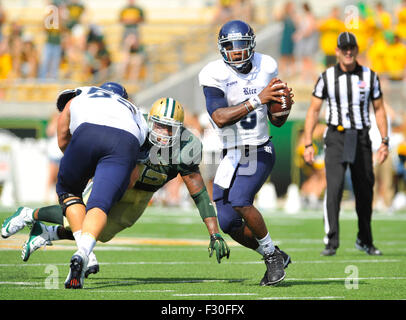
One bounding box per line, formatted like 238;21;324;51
248;95;262;110
244;102;252;113
382;136;389;146
305;143;313;148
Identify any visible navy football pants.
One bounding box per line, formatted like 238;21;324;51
56;123;140;215
213;140;275;234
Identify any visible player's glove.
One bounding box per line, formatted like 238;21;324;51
208;233;230;263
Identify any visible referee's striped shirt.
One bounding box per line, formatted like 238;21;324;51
312;63;382;130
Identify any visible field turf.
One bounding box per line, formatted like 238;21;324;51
0;206;405;305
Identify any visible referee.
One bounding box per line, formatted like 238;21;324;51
303;32;389;256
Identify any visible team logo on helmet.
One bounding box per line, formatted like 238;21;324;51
148;97;184;148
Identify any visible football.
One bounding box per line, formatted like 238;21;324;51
267;81;293;127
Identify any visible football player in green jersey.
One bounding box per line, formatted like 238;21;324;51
2;97;230;276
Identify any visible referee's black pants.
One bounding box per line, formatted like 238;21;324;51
323;126;375;249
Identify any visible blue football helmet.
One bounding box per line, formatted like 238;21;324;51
100;82;128;99
218;20;256;71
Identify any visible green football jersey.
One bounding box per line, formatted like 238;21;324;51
134;127;202;192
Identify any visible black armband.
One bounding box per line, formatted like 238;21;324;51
191;187;217;220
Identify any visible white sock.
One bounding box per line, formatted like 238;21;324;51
256;233;275;255
46;225;60;241
73;230;82;248
255;245;264;256
78;233;96;257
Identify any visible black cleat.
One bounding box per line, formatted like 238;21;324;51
260;248;286;286
355;239;382;256
275;246;292;269
85;264;100;278
321;246;336;256
64;251;88;289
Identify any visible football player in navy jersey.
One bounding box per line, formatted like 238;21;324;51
1;98;231;279
56;82;148;288
199;20;293;286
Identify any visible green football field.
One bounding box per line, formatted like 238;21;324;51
0;205;405;303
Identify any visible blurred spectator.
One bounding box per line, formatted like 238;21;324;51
84;26;111;82
367;33;388;75
66;0;85;30
395;0;406;41
20;35;39;79
296;124;327;209
235;0;254;24
45;111;63;203
293;2;319;81
39;3;65;80
212;0;238;25
384;33;406;81
318;6;345;67
119;32;145;82
7;21;24;79
275;1;297;79
61;23;87;81
0;1;6;43
350;2;375;65
375;2;392;35
0;39;11;79
119;0;144;46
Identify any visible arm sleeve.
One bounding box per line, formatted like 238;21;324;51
203;86;228;117
191;187;217;220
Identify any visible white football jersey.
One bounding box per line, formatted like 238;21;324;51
199;52;278;149
68;86;148;145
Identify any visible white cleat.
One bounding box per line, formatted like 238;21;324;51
1;207;34;238
85;251;100;278
21;222;52;262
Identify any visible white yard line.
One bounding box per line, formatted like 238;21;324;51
261;296;345;300
173;293;257;297
0;259;402;268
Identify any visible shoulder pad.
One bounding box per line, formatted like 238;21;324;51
254;52;278;77
199;60;230;89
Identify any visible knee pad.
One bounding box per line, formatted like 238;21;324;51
58;193;85;216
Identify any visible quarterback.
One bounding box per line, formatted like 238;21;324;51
199;20;293;286
1;97;230;278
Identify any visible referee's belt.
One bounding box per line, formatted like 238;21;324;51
328;125;369;132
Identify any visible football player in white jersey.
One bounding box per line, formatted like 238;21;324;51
56;82;148;289
199;20;292;286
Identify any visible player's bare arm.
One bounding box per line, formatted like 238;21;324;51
57;99;73;153
372;97;389;164
303;95;323;164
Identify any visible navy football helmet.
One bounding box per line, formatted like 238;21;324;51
100;82;128;99
218;20;256;71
